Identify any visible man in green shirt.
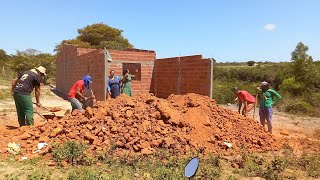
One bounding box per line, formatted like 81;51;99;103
257;81;282;133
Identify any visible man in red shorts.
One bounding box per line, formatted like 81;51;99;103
232;87;256;117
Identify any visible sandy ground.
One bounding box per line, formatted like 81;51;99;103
222;104;320;139
0;86;71;127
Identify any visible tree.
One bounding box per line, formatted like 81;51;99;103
8;49;56;82
291;42;313;82
55;23;133;51
288;42;320;90
0;49;8;60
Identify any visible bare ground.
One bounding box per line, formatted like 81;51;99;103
0;90;319;179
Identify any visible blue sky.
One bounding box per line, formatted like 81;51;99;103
0;0;319;62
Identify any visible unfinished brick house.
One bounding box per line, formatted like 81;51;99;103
56;44;213;101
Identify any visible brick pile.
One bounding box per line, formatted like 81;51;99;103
0;93;278;159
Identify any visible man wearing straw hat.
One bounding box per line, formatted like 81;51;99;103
11;66;47;127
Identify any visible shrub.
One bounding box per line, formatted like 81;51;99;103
238;154;264;177
212;80;258;104
284;100;313;114
263;158;288;180
52;140;87;166
280;77;304;96
304;92;320;107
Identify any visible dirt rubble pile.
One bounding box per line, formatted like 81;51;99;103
1;93;278;158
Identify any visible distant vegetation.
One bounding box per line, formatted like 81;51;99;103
0;48;55;84
0;23;134;84
55;23;133;52
212;42;320;117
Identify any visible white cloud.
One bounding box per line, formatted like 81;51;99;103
264;24;277;32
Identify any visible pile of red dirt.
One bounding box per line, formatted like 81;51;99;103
0;93;278;159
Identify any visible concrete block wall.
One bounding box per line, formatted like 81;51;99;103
154;55;212;98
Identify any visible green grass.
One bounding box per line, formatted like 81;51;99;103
1;151;319;180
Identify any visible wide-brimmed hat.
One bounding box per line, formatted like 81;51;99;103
36;66;46;76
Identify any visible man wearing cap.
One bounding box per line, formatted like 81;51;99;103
11;66;46;126
232;87;256;117
68;75;96;111
257;81;282;133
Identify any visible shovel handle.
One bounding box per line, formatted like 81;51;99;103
33;102;51;111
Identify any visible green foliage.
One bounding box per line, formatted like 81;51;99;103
301;154;320;178
291;42;313;82
239;154;264;177
284;100;313;114
280;77;304;96
58;39;92;50
56;23;133;51
0;49;8;60
212;42;320;117
289;42;320;90
196;156;221;179
212;80;257;104
213;63;290;90
6;49;56;83
52;140;87;166
67;167;104;180
26;170;52;180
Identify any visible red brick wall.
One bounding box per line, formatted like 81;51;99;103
56;45;156;100
153;59;179;98
107;49;156;95
56;44;106;101
56;45;212;101
154;55;212;98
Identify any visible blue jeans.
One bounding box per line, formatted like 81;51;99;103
259;106;273;133
69;98;83;111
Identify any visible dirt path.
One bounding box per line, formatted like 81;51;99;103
0;86;70;127
222;104;320;154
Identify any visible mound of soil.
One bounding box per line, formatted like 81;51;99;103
0;93;278;158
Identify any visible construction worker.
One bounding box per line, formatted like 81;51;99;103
11;66;47;127
68;75;95;111
257;81;282;133
232;87;256;117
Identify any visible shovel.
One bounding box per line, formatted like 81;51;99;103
33;102;55;120
33;102;51;112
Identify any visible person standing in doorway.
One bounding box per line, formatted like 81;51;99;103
121;69;132;96
107;70;121;98
257;81;282;133
11;66;46;127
